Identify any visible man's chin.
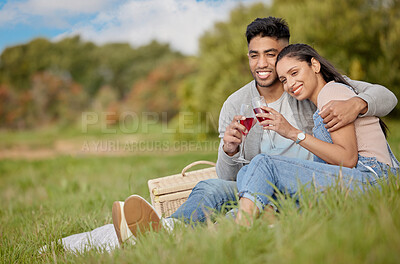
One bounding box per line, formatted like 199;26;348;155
255;79;279;88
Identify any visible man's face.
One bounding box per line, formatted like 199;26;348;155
248;36;288;89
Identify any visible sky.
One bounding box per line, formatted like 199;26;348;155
0;0;269;55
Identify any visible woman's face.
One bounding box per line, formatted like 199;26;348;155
276;56;319;101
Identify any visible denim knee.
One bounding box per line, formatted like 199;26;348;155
171;178;237;223
237;154;266;190
237;154;272;211
192;178;236;197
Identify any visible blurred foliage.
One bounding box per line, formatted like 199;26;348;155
123;58;198;121
0;37;182;128
0;0;399;131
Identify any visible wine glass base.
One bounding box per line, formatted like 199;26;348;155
232;157;250;164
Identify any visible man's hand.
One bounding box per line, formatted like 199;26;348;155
319;97;367;132
222;115;246;156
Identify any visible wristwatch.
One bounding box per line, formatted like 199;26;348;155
295;132;306;144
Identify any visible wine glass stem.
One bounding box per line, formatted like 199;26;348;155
266;130;275;149
239;135;246;158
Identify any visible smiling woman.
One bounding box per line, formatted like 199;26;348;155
277;57;324;103
276;45;354;105
235;43;400;226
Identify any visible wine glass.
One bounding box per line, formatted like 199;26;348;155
232;104;256;164
252;96;276;149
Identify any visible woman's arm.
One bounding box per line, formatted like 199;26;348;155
297;123;358;167
257;107;358;168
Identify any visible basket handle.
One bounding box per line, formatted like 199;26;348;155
181;160;216;176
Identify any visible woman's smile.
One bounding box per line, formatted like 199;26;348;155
292;84;303;96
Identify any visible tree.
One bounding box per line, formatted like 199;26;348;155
96;40;183;99
124;57;197;120
0;37;185;129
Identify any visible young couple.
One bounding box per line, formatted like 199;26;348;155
46;17;398;252
112;16;399;242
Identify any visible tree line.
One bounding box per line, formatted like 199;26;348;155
0;0;399;133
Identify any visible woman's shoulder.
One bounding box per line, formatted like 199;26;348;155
317;81;356;110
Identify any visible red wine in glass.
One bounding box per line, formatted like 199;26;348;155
251;96;276;149
253;107;270;122
240;117;256;135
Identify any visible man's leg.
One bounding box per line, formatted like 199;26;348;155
113;195;161;244
170;178;237;224
112;179;237;243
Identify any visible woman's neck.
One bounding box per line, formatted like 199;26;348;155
310;76;327;106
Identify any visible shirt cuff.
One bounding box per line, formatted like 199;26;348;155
219;144;240;165
355;94;374;117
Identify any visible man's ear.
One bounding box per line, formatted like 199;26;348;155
311;57;321;74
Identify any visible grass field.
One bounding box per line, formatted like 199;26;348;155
1;120;400;263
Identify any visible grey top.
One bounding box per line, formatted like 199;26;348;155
216;78;398;181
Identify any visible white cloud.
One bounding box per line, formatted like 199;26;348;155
55;0;267;55
23;0;112;14
0;0;269;54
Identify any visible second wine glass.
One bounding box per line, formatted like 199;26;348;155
252;96;276;149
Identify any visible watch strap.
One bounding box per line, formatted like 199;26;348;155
295;131;306;144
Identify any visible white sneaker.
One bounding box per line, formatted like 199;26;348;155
123;195;162;237
112;201;136;245
161;217;183;233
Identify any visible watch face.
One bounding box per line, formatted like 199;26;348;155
296;132;305;144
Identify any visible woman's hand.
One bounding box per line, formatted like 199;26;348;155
256;106;300;141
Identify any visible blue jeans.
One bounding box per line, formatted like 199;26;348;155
236;110;400;211
170;179;237;224
171;110;399;223
237;153;398;211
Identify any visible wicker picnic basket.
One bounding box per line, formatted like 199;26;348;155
148;161;218;217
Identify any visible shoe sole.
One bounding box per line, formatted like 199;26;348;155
124;195;161;237
112;201;124;245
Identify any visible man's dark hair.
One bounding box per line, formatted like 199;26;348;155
246;17;290;44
